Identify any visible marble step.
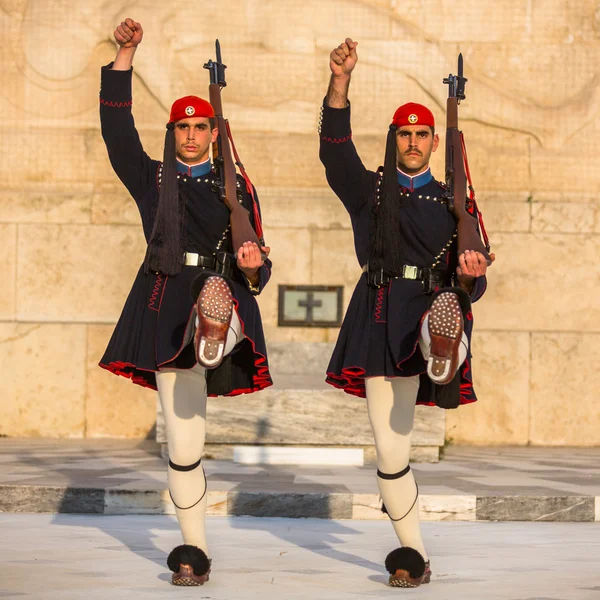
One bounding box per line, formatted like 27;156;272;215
2;441;597;521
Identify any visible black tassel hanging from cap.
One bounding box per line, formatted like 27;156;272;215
143;122;184;276
368;124;406;276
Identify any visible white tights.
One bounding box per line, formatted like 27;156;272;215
156;310;243;555
364;313;468;561
366;376;428;560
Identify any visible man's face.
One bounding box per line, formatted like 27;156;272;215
395;125;439;174
174;117;218;164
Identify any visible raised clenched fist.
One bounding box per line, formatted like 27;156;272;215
114;18;143;48
330;38;358;77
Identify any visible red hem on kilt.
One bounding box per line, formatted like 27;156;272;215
326;366;367;398
99;301;273;397
99;361;157;390
458;357;477;405
326;358;477;406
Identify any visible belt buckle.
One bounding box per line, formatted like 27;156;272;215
371;269;385;288
402;265;419;280
184;252;199;267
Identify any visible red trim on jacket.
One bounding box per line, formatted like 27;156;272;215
100;98;132;108
321;134;352;144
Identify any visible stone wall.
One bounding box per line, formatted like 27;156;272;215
1;0;599;445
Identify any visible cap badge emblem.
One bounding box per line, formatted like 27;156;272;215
185;106;195;116
408;113;418;124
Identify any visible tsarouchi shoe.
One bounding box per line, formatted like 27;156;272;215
426;291;464;385
167;544;211;586
194;275;233;369
385;547;430;588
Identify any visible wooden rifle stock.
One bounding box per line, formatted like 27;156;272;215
444;57;491;265
205;46;263;258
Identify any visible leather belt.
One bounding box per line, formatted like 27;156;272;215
184;251;235;279
184;253;217;268
362;263;447;292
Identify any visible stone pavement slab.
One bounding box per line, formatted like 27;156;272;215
0;440;599;521
0;515;598;600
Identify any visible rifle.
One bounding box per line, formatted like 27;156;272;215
204;41;265;258
443;54;491;264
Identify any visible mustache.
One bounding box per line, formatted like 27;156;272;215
404;149;422;156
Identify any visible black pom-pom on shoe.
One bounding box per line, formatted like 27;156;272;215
385;547;427;588
167;544;211;586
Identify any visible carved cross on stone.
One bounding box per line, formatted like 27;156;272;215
298;292;323;323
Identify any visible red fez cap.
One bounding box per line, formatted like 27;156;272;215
391;102;435;128
169;96;215;123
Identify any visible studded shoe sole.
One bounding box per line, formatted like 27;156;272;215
194;276;233;369
171;562;211;586
388;561;431;588
427;292;464;385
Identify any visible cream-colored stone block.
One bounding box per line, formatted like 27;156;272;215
474;233;600;333
206;388;444;447
458;121;531;192
17;224;146;322
160;489;176;516
391;0;531;42
475;197;531;234
446;332;530;445
531;203;600;234
0;190;91;224
0;128;95;185
530;333;600;446
309;228;362;318
0;224;17;319
259;187;351;231
420;495;477;521
157;489;228;516
0;323;86;437
262;323;332;344
257;227;312;332
91;184;142;226
206;491;228;516
86;130;165;185
534;190;600;204
310;229;361;288
86;325;156;438
0;0;121;124
254;0;392;55
104;490;164;515
343;37;597;151
352;493;476;521
225;132;326;189
352;494;387;520
463;43;599;117
345;65;446;136
206;48;323;114
530;0;600;42
531;146;600;194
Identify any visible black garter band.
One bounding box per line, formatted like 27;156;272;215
377;465;420;522
169;458;202;472
168;458;207;510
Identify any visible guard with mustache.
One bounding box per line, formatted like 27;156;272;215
98;18;272;587
320;38;490;587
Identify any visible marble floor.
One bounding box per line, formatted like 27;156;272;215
0;514;598;600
